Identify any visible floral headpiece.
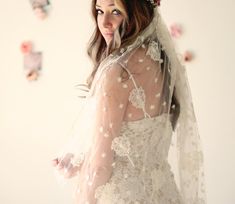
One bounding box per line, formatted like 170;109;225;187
146;0;161;7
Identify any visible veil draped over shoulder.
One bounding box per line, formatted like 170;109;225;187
55;7;207;204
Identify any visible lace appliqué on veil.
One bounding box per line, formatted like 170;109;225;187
111;134;135;167
128;86;145;109
146;41;163;63
111;135;131;157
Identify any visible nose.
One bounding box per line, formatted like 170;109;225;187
102;13;112;28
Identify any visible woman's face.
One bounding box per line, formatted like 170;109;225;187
96;0;124;45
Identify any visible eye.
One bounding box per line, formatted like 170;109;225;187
96;9;103;15
112;9;121;15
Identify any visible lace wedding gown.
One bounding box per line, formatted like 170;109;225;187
56;8;207;204
95;113;182;204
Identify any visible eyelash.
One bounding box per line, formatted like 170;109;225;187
96;9;121;16
112;9;121;15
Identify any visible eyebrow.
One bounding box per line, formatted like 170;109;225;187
96;4;115;7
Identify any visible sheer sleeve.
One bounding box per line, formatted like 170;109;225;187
75;63;134;204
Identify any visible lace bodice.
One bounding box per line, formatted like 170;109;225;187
94;113;183;204
113;114;172;169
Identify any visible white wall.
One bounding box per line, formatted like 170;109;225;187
0;0;234;203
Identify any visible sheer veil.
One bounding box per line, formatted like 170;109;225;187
54;6;207;204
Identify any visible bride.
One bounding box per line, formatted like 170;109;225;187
52;0;207;203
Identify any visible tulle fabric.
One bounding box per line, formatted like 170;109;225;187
54;7;207;204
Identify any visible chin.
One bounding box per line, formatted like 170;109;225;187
105;40;112;46
104;36;113;45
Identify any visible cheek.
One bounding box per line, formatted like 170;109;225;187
97;19;102;32
113;19;123;30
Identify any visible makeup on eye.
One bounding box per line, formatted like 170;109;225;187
112;9;121;15
96;9;103;14
95;8;122;16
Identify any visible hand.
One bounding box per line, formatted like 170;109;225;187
52;153;80;179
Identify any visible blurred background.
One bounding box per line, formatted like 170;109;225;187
0;0;234;203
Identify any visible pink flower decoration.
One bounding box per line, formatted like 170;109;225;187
20;41;33;54
23;52;42;81
155;0;161;6
24;52;42;70
170;23;182;38
31;0;49;9
34;7;47;20
183;51;194;62
27;70;40;81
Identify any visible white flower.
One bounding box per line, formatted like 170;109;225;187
111;135;131;157
146;41;163;63
128;86;145;109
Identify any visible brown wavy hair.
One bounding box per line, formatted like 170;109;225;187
79;0;180;130
85;0;155;89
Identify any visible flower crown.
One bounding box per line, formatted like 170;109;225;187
146;0;161;7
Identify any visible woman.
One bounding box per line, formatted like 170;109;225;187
52;0;207;203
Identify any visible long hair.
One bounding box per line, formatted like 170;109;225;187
80;0;180;130
85;0;155;89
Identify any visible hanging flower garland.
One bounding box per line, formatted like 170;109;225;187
146;0;161;7
20;41;42;81
29;0;51;20
169;23;194;63
170;23;182;38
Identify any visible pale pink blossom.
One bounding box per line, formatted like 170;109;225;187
20;41;33;54
170;23;182;38
34;7;47;20
183;50;194;62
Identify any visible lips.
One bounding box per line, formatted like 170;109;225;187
104;32;114;36
104;32;113;36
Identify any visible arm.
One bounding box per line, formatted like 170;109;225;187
75;63;133;204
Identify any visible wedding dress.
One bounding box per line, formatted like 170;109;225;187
55;7;207;204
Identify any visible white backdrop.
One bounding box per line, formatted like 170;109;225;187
0;0;234;204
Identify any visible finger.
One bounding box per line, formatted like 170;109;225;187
64;166;79;179
62;153;74;166
57;162;65;170
63;153;74;162
61;163;79;178
57;160;72;174
51;158;59;166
